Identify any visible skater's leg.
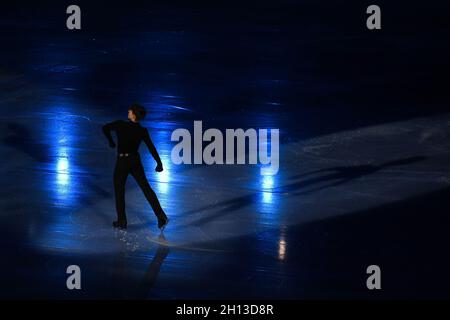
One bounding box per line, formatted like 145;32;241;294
130;161;167;221
113;162;129;224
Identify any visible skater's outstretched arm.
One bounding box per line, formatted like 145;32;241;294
102;121;119;148
143;129;163;171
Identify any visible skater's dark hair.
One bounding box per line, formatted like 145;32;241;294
129;103;147;121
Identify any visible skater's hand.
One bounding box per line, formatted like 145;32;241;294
109;141;116;148
155;163;163;172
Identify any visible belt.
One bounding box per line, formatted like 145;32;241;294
118;153;137;157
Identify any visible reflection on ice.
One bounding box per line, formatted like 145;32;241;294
278;227;287;261
261;175;274;204
260;173;276;206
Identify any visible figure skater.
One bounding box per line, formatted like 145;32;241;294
102;104;169;231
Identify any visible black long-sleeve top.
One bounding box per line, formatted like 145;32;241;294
102;120;162;165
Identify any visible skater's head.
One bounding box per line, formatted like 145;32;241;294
128;104;147;122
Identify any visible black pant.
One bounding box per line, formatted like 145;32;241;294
113;154;165;222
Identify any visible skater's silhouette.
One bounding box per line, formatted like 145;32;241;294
102;104;168;230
